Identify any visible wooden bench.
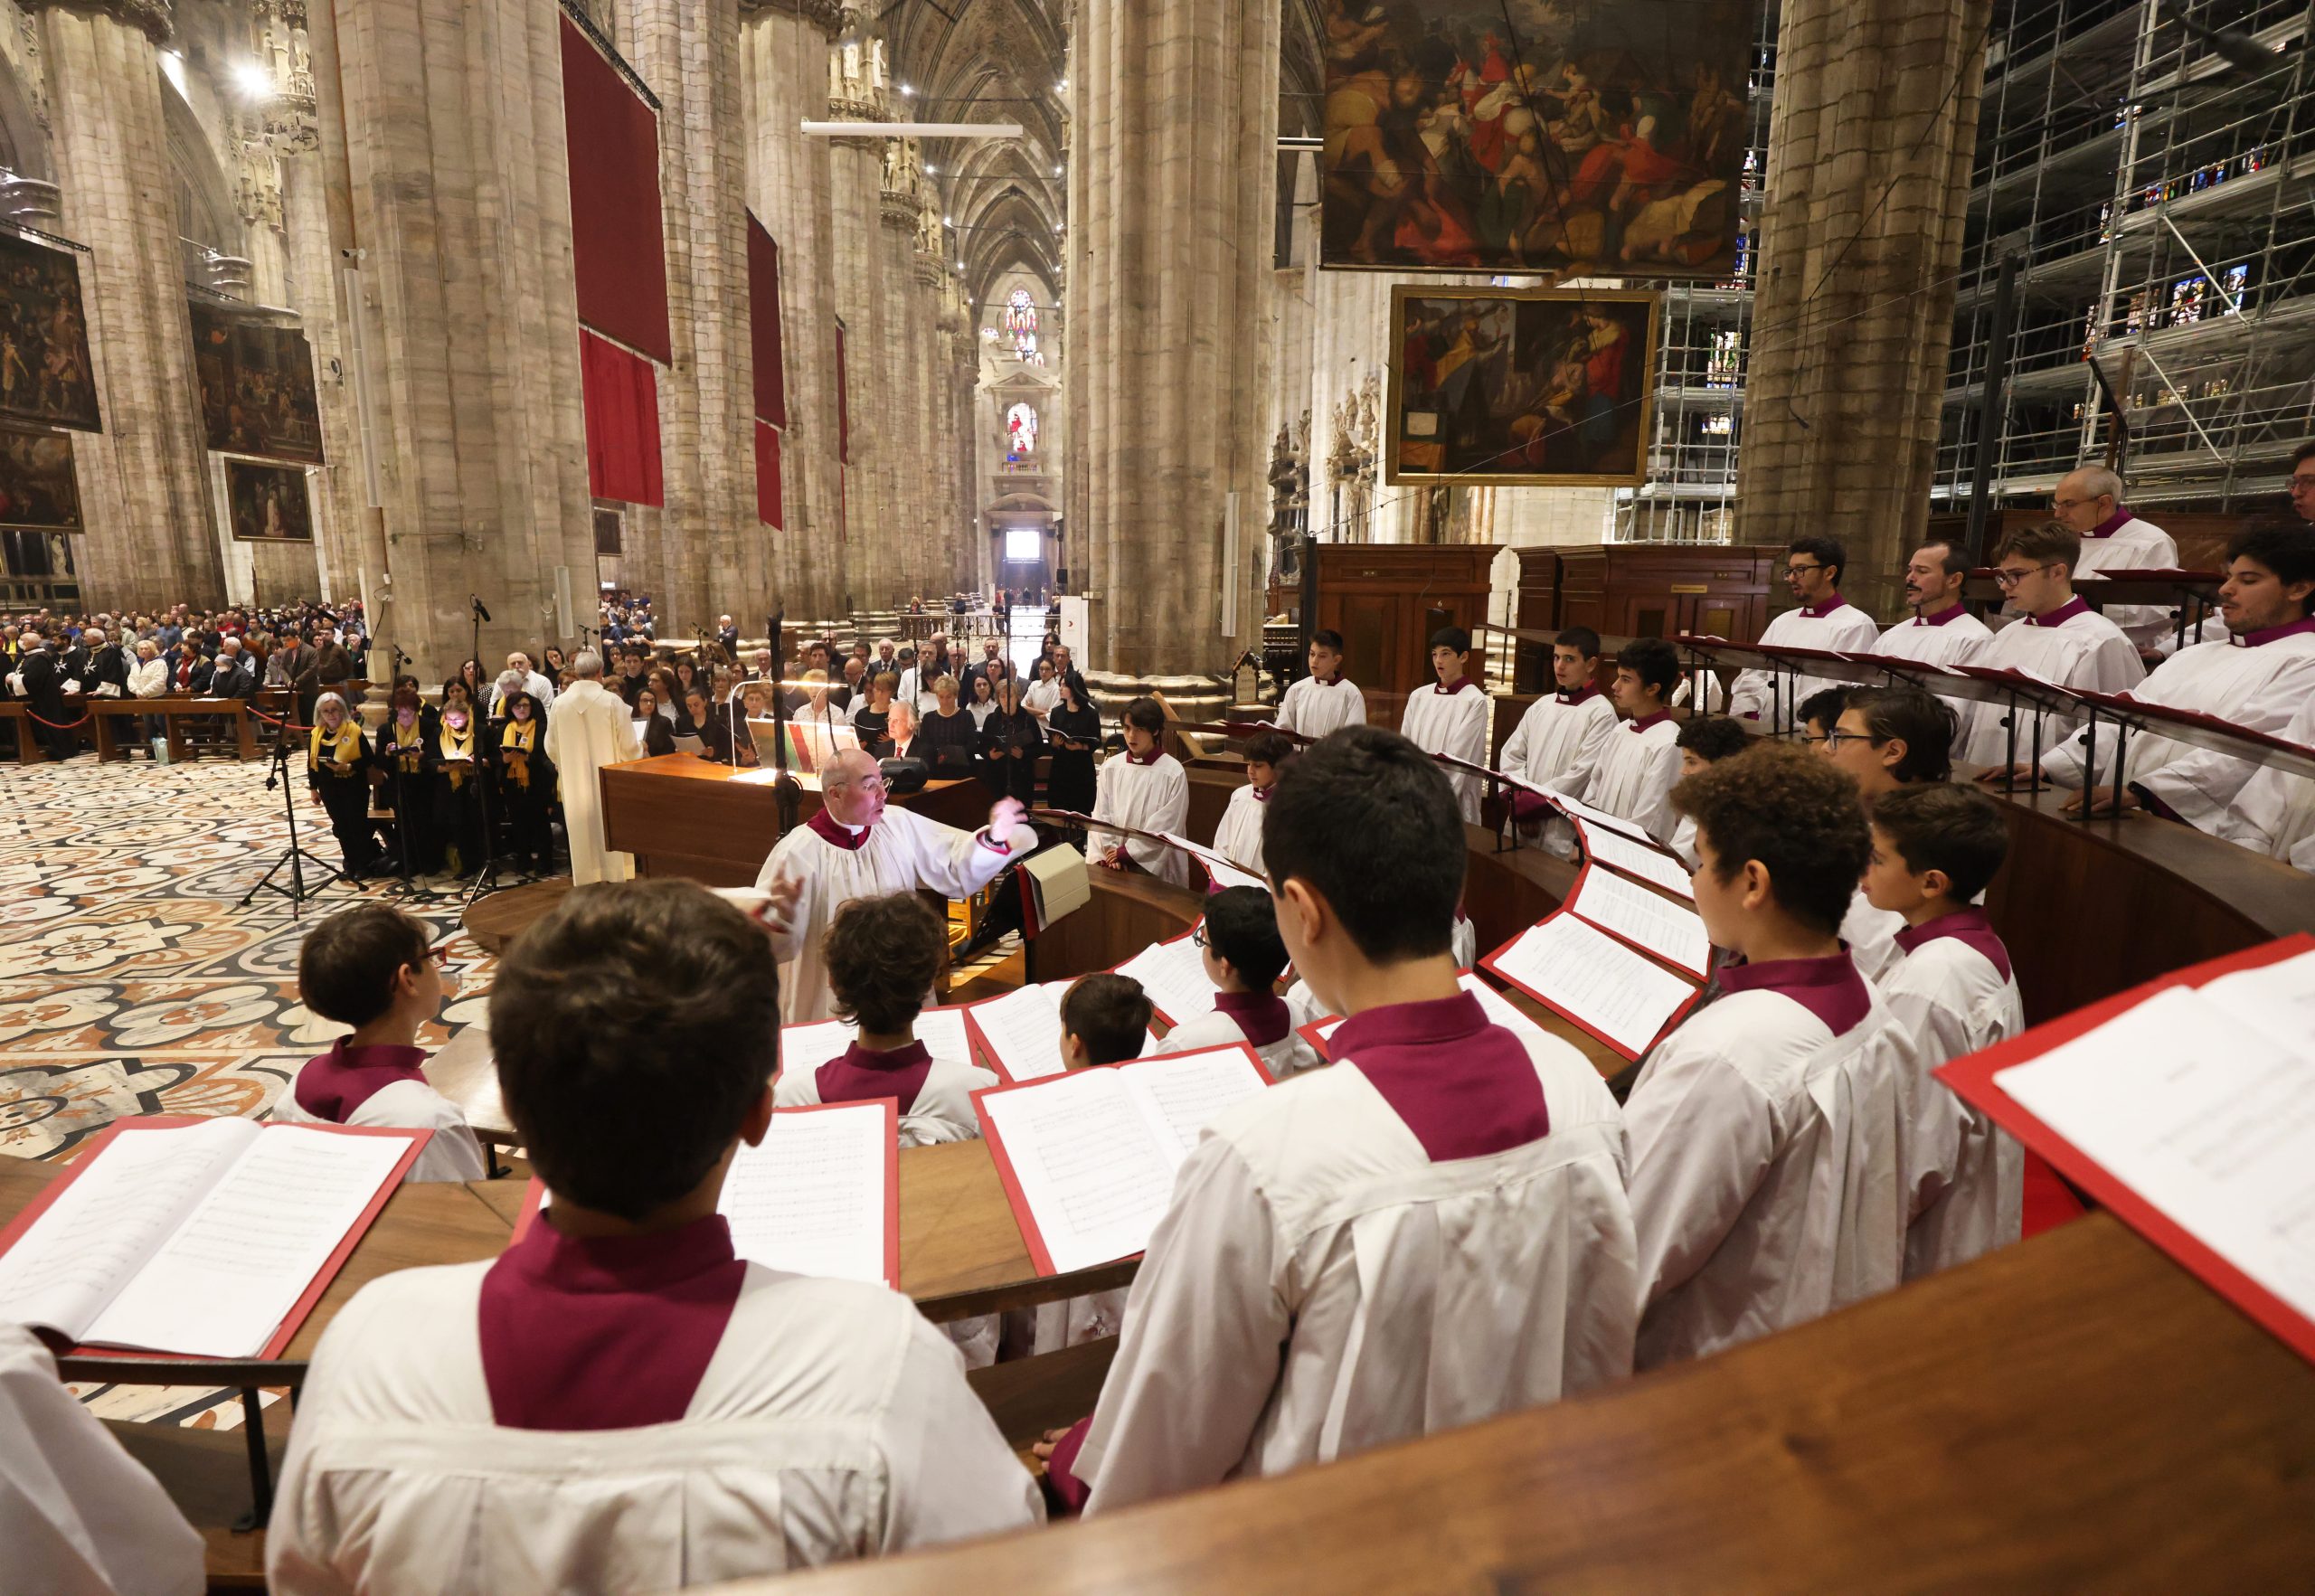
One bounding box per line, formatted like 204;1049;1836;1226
0;692;92;762
88;696;260;762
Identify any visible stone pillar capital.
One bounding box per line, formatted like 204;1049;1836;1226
741;0;843;37
24;0;172;45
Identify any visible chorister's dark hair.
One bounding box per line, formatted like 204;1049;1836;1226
1676;714;1751;762
1243;730;1294;770
1868;783;2010;905
1058;973;1153;1067
1616;637;1681;698
1309;628;1346;652
1429;626;1472;655
1788;534;1848;584
1202;886;1290;990
1992;519;2082;573
1263;725;1464;962
1122;696;1166;734
1555;625;1603;659
298;902;434;1027
490;881;778;1222
2225;521;2315;616
1799;685;1854;735
1843;686;1957;784
2292;439;2315;469
1674;744;1869;937
824;892;948;1036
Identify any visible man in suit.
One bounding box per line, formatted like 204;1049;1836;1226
314;625;355;698
271;628;319;724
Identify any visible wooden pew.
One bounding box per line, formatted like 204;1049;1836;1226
85;695;260;762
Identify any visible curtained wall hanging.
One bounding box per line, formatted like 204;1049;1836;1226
580;331;663;507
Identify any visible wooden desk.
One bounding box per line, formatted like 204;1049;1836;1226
600;753;995;886
721;1216;2315;1594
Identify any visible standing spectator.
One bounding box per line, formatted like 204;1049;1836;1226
314;625;354;701
128;638;169;751
11;630;78;759
81;628;129;697
208;637;258;700
1043;673;1101;815
980;676;1043;807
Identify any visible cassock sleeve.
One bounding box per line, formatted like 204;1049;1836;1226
1498;701;1543;785
1272;682;1303;740
1628;738;1685;845
2132;655;2315;827
874;1313;1045;1549
754;830;820;967
893;808;1022;899
1622;1036;1778;1307
1074;1138;1289;1514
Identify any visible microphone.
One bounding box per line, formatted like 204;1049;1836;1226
470;595;492;623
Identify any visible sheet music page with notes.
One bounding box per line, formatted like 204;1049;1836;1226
1578;822;1696;901
1493;916;1699;1059
1549;790;1653;843
1118;1045;1271;1156
1114;936;1221;1027
717;1102;893;1285
979;1071;1184;1274
971;983;1071;1081
780;1008;976;1077
1569;868;1713;977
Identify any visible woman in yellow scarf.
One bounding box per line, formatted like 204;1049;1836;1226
306;693;383;876
433;680;486;878
495;691;559;876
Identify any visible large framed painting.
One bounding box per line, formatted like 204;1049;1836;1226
1321;0;1753;276
190;305;326;463
0;233;100;432
224;458;316;543
0;425;80;530
1386;285;1658;486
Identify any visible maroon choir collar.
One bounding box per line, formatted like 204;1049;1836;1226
1124;744;1163;766
1212;988;1291;1049
1718;949;1871;1036
1798;594;1849;619
1891;906;2012;983
1626;710;1672;732
806;807;873;850
1330;990;1549;1160
1309;673;1344;688
1434;676;1479;695
1556;682;1602;705
1252;783;1273;802
2235;615;2315;648
2026;596;2090;628
478;1213;744;1431
1912;601;1968;627
2086;506;2132;539
816;1041;934;1117
292;1036;430;1122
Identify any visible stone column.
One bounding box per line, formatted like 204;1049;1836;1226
824;31;889;615
1735;0;1991;619
876;169;916;603
32;0;223;609
1064;0;1278;674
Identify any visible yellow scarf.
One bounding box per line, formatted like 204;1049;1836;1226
383;721;425;774
440;722;474;789
501;718;536;788
309;721;361;779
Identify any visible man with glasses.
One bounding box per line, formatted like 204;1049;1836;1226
2049;465;2178;656
752;747;1035;1022
2289;442;2315;525
1962;522;2143;776
1726;536;1881;726
1872;538;1989;668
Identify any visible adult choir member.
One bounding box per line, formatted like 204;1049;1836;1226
1091;697;1191;885
1043;675;1101;814
1498;626;1619;855
1963;523;2146;775
2050;465;2180;655
753;749;1034;1023
1573;637;1686;845
543;651;640;885
1399;626;1491;822
1725;538;1882;725
979;677;1043;807
496;691;558;874
1872;539;1990;666
1271;628;1366;740
307;693;383;876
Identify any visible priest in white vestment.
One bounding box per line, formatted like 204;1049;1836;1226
755;750;1033;1023
1725;538;1882;725
1271;628;1367;740
2052;465;2181;653
1870;539;1991;669
1499;627;1619;856
1961;525;2145;774
1399;627;1493;823
1091;698;1192;886
543;653;641;885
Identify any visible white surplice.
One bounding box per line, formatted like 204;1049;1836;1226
542;678;642;885
2218;687;2315;870
1725;599;1883;723
0;1324;203;1596
1399;680;1493;823
1879;925;2025;1280
2074;513;2180;651
1153;1001;1325;1081
1870;604;1990;668
772;1049;998;1148
1091;751;1191;886
1070;1020;1636;1514
755;809;1026;1023
1575;713;1685;845
265;1264;1042;1594
1624;959;1912;1370
1501;686;1619;856
268;1077;488;1184
1953;601;2145;767
1272;674;1367;741
1840;887;1904;986
2037;623;2315;835
1209;781;1270;881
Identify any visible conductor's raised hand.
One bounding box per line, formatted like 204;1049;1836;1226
760;870;804;936
987;795;1030;846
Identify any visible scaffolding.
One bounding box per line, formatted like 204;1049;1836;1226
1935;0;2315;514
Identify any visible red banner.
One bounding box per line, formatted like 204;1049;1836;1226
581;330;664;507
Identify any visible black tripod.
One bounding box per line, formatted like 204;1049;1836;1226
239;716;349;915
460;595;510;910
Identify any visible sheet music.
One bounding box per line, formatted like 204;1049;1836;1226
1459;971;1554;1051
1996;983;2315;1320
1120;1046;1271;1157
83;1127;412;1358
972;984;1071;1081
0;1119;256;1342
1157;832;1267;892
1569;868;1712;977
780;1008;977;1078
717;1102;892;1285
1493;916;1698;1058
2202;947;2315;1058
1113;936;1221;1026
1548;790;1652;844
1578;822;1695;901
979;1072;1181;1274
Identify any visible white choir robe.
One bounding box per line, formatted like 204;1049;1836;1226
1400;679;1494;823
1725;599;1883;723
773;1051;998;1148
0;1324;203;1596
265;1262;1041;1593
1624;953;1913;1369
542;678;642;885
269;1075;488;1184
756;808;1027;1023
1066;996;1638;1513
1092;751;1192;886
1878;914;2026;1280
1954;600;2145;768
1575;713;1685;845
2038;622;2315;836
1840;886;1904;986
1500;686;1619;857
1450;912;1477;970
2218;686;2315;870
1209;781;1270;880
1273;674;1367;741
1668;814;1700;871
1870;604;1990;668
2074;513;2181;651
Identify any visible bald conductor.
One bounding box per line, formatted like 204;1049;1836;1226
754;748;1035;1023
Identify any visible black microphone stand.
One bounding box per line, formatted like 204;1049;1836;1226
769;610;799;836
239;709;349;915
460;595;508;908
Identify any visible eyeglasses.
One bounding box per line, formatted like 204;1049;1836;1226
1783;562;1827;577
2050;496;2103;512
2291;475;2315;491
423;945;452;967
1191;925;1211;949
1992;563;2060;588
1822;729;1880;751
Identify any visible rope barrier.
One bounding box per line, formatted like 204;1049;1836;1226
22;707;90;730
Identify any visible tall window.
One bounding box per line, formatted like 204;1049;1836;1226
1006;401;1038;461
1005;288;1045;366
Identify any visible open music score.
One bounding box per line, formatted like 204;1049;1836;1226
1575;820;1695;901
1484;915;1703;1062
974;1044;1273;1276
964;980;1160;1082
0;1117;425;1360
780;1007;976;1079
1157;831;1267;892
1112;931;1222;1027
1565;864;1713;977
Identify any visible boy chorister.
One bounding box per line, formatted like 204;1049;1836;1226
1863;784;2026;1279
1210;731;1291;883
1154;887;1324;1080
1500;626;1619;856
269;882;1039;1591
1039;726;1636;1513
269;903;487;1184
773;892;997;1148
1091;696;1192;886
1031;973;1158;1355
1399;627;1493;824
1668;715;1749;869
1271;628;1366;741
1819;686;1960;986
1574;637;1686;845
1622;744;1913;1370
